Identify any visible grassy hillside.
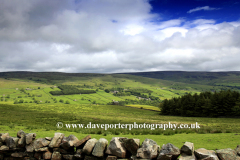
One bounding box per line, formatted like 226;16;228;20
0;72;193;107
123;71;240;91
1;71;239;108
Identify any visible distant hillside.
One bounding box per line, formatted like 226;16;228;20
1;71;240;105
124;71;240;89
123;71;240;81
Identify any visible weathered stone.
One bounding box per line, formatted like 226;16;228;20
83;138;98;155
34;152;42;160
17;130;25;138
216;148;238;160
123;138;140;156
0;146;9;153
25;142;35;152
45;137;52;141
60;136;75;151
43;151;52;159
105;145;112;154
142;139;158;148
136;138;159;159
65;135;79;147
33;138;50;150
106;155;117;160
5;137;19;149
25;133;36;145
35;146;49;152
74;149;84;159
181;142;194;155
235;145;240;156
41;138;51;146
49;133;65;148
17;133;26;148
11;152;25;157
137;145;159;159
0;133;9;142
200;155;219;160
63;154;74;160
157;143;180;160
52;151;62;160
33;139;44;150
106;137;127;158
178;153;196;160
194;148;218;160
75;135;91;148
92;138;108;157
60;137;71;150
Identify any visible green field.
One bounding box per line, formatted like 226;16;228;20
1;103;240;133
126;104;160;111
1;71;240;150
1;103;240;150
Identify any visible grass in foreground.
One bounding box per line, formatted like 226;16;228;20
0;103;240;135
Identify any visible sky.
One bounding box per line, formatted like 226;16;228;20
0;0;240;73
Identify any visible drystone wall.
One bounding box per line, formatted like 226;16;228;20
0;130;240;160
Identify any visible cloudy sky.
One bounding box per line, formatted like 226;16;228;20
0;0;240;73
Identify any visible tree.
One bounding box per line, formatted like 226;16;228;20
105;89;110;93
65;100;70;104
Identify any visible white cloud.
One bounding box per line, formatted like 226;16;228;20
187;6;221;13
120;25;145;36
0;0;240;73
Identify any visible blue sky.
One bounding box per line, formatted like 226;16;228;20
0;0;240;73
150;0;240;23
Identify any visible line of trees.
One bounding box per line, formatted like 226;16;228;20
159;90;240;117
125;91;159;100
50;85;96;95
104;87;159;100
111;99;161;107
127;88;153;93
